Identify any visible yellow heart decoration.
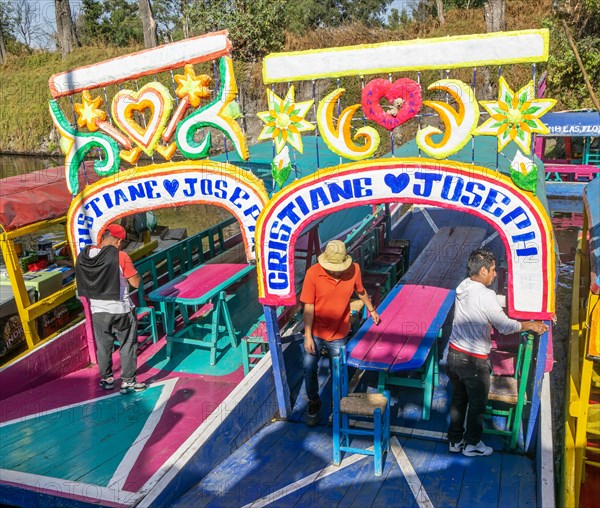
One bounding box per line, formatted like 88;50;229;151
156;142;177;161
111;82;174;157
120;147;143;165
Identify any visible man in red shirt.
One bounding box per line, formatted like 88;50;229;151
300;240;380;425
76;223;147;394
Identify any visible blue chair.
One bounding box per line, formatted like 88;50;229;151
332;346;390;476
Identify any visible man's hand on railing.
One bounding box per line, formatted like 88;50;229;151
521;321;549;335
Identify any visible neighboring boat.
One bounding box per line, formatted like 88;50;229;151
563;176;600;508
534;109;600;200
1;28;559;507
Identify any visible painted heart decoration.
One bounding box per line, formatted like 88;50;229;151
163;179;180;198
384;173;410;194
362;78;422;131
111;82;174;156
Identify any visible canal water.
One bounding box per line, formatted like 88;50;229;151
547;199;584;480
0;154;63;179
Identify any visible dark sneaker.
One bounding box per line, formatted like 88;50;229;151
120;381;148;395
462;441;493;457
306;398;322;426
449;439;465;453
99;377;114;390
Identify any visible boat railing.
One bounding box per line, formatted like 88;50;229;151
133;216;238;325
0;216;80;364
562;210;600;507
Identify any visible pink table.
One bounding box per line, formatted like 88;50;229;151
346;284;456;419
148;263;254;364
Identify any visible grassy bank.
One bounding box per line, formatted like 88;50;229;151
0;3;564;154
0;45;143;154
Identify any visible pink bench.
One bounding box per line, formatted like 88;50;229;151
545;163;599;182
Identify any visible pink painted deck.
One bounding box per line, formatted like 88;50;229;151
0;335;244;494
347;284;455;372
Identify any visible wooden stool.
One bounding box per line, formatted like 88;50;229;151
332;346;390;476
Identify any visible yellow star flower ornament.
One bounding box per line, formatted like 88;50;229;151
257;86;315;154
474;76;556;154
174;64;212;108
74;91;107;131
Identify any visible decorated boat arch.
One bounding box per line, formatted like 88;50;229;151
67;161;268;261
255;157;555;319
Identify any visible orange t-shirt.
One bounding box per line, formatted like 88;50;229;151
300;262;365;341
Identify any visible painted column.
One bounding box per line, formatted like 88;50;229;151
526;324;550;452
263;304;291;418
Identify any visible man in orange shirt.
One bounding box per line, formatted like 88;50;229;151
300;240;380;425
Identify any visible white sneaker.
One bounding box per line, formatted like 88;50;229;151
462;441;493;457
448;440;465;453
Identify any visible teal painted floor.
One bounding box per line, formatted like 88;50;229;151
0;384;165;487
146;341;243;375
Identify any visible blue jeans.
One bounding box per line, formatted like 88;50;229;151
446;348;492;445
303;336;346;401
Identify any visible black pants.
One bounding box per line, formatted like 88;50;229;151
92;311;138;382
447;348;492;445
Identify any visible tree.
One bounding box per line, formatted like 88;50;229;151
443;0;485;8
409;0;447;24
139;0;157;48
55;0;80;58
387;6;410;29
0;26;6;63
0;0;12;63
483;0;505;32
189;0;287;62
549;0;600;109
78;0;104;44
78;0;143;47
287;0;393;32
435;0;445;25
12;0;43;49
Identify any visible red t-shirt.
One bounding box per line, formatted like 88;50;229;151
300;263;365;341
118;251;137;279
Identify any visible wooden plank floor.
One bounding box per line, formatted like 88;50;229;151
174;337;537;507
173;421;536;508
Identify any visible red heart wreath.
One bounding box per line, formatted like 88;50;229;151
361;78;422;131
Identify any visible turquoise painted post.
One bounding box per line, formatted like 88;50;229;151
374;407;383;476
525;323;550;452
384;203;392;241
332;355;342;466
263;304;291;418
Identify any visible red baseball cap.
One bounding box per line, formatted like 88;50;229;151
105;223;126;240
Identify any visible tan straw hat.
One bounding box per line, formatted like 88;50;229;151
318;240;353;272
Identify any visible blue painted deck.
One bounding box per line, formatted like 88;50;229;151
174;339;537;508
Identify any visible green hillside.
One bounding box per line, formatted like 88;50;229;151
0;1;597;154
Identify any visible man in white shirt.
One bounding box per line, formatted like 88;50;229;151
447;249;548;457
